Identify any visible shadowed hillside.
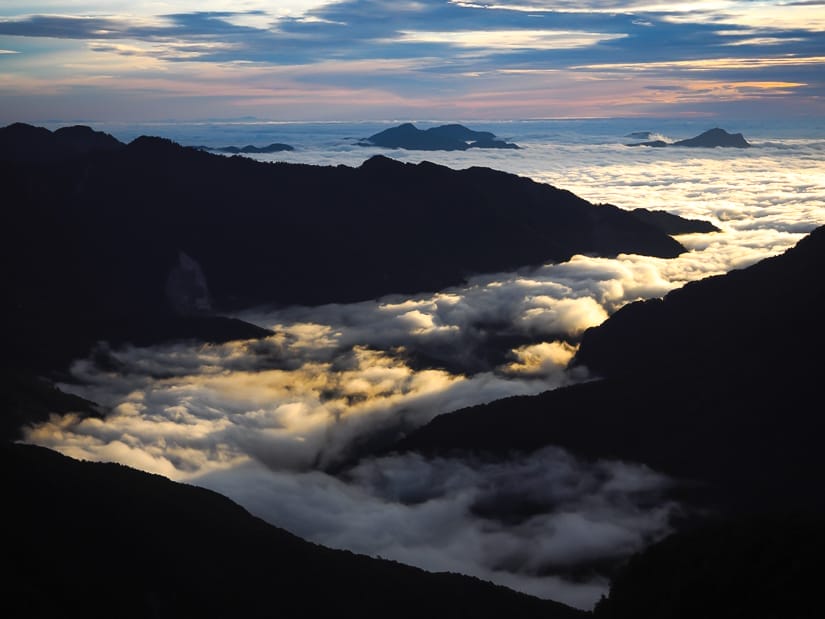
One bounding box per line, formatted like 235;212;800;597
593;514;824;618
2;442;585;619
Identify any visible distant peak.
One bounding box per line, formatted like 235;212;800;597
127;135;184;152
626;127;750;148
359;154;403;169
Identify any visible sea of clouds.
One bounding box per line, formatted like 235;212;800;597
27;119;825;609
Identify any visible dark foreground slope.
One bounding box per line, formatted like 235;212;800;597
572;223;824;381
2;442;584;619
594;514;825;619
398;226;825;514
2;125;683;310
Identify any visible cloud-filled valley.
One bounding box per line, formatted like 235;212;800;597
19;121;825;609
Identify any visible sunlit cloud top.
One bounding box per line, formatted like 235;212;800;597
0;0;823;120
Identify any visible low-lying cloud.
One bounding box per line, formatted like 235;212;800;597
194;447;680;609
29;336;578;475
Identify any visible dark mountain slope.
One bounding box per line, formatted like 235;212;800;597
397;226;825;514
572;223;825;380
0;373;100;441
593;514;825;618
2;442;584;619
2;124;683;369
0;122;123;161
629;207;720;234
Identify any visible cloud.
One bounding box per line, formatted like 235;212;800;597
505;341;579;376
194;447;681;609
27;331;579;473
3;3;820;71
392;28;627;51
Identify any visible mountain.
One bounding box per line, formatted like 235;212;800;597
593;514;824;618
571;223;824;380
2;124;683;369
0;373;100;441
196;143;294;153
628;128;751;148
629;207;720;234
396;225;825;514
672;128;750;148
2;442;584;619
0;122;124;161
360;122;520;150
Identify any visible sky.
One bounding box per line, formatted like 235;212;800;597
1;1;824;121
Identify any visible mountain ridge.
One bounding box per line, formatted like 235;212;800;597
3;441;584;618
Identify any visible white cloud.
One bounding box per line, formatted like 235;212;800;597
394;29;627;50
194;447;680;609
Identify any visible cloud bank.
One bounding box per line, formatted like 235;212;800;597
195;447;680;609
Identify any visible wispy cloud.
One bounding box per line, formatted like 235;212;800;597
574;55;825;72
197;448;680;609
1;1;823;119
393;28;627;50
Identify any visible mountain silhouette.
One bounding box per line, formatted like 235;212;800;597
2;123;683;372
3;441;584;619
195;143;294;153
361;122;519;150
593;514;824;618
628;128;751;148
629;207;720;234
0;122;123;161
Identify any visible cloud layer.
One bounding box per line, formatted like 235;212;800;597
196;447;680;609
